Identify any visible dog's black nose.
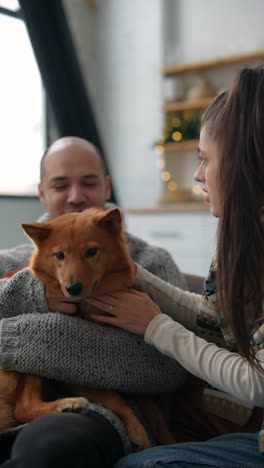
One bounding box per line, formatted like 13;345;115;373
66;282;83;296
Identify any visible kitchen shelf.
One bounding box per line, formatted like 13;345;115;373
163;97;214;113
161;49;264;76
163;140;199;153
125;202;208;214
159;49;264;204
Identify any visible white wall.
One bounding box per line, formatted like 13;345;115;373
0;198;43;248
64;0;164;208
164;0;264;64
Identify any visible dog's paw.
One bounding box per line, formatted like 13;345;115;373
127;423;152;451
58;397;89;413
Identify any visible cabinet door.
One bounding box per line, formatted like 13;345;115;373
124;212;218;276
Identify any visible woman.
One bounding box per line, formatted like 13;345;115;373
87;66;264;467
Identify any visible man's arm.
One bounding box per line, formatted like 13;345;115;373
0;268;47;318
125;232;187;289
0;269;187;393
0;244;33;275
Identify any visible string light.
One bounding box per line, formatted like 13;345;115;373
161;171;171;182
156;159;165;169
154;112;202;202
155;144;164;154
172;131;182;142
171;117;181;127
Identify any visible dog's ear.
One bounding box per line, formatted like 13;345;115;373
21;223;52;245
95;208;123;234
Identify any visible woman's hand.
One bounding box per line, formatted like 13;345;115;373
85;289;161;335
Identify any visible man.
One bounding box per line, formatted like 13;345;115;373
0;137;188;467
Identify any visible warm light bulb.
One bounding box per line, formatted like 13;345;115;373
161;171;171;182
168;181;177;191
171;117;181;128
172;131;182;142
157;136;165;144
155;144;164;154
156;159;165;169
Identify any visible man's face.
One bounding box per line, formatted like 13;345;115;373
38;143;111;219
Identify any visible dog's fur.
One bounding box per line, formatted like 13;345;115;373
0;207;174;449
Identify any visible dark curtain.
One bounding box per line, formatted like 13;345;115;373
18;0;117;203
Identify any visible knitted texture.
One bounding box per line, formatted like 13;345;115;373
0;311;186;393
0;243;34;275
0;214;188;451
0;226;187;392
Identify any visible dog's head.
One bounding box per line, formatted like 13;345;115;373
22;207;135;299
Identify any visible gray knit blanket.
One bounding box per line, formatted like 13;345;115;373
0;223;188;451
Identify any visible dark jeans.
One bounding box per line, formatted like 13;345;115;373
115;432;263;468
0;412;124;468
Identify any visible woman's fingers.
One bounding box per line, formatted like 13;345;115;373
85;289;161;335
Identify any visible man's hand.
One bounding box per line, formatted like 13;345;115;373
45;286;80;314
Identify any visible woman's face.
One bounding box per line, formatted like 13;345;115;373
194;126;221;217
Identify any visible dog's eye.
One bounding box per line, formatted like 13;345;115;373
55;251;65;261
84;247;98;258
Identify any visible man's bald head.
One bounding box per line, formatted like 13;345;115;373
38;136;111;218
40;137;107;182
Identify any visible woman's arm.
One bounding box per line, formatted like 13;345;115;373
146;314;264;407
136;264;201;330
85;265;264;407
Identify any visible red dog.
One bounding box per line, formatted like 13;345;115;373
0;207;173;449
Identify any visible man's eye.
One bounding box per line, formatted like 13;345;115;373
53;185;67;190
55;251;65;260
83;183;97;188
84;247;98;258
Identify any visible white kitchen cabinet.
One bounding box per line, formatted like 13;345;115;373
124;209;218;277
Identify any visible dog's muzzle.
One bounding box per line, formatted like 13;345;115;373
65;282;83;296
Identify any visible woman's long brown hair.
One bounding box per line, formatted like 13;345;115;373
202;67;264;366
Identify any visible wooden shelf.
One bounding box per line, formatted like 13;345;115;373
163;96;214;113
161;49;264;76
125;202;208;214
160;189;196;204
163;140;199;153
159;50;264;205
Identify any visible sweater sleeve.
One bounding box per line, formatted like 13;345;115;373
0;244;33;274
0;312;187;394
0;268;48;318
125;232;188;289
145;314;264;407
0;270;187;393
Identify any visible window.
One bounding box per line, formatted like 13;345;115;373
0;1;45;195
